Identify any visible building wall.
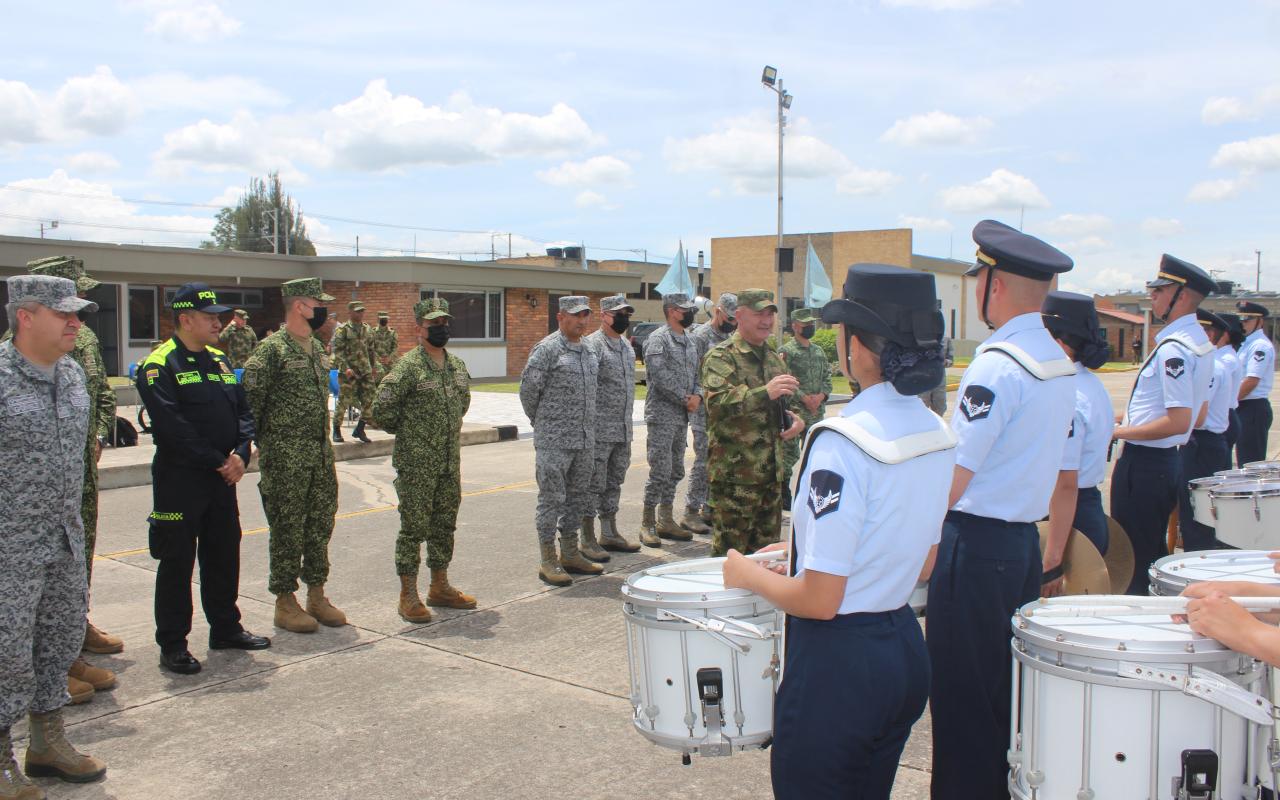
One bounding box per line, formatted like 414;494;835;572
503;288;615;376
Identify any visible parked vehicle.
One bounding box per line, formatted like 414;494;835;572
629;321;662;364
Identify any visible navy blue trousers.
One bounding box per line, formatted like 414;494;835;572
1226;407;1241;459
772;607;928;800
1072;485;1108;556
927;511;1039;800
1110;443;1181;595
1238;398;1274;467
1179;430;1231;552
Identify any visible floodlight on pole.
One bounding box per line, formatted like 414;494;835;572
761;65;793;339
761;66;777;87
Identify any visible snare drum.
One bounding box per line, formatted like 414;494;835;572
1149;550;1280;596
1215;468;1260;480
621;557;781;758
1188;476;1231;527
1211;481;1280;550
1010;598;1272;799
1244;461;1280;479
909;581;927;616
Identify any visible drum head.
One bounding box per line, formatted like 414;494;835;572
1037;522;1111;595
622;556;758;607
1152;549;1280;586
1016;599;1231;658
1103;516;1135;594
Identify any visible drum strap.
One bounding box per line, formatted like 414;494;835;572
976;341;1076;381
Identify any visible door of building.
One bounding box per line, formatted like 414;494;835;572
84;283;121;376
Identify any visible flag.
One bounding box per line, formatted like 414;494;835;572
804;239;832;307
654;240;696;298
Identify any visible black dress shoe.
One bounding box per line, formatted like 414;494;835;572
160;650;202;675
209;630;271;650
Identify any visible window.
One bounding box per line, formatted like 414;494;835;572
128;286;158;343
645;282;661;299
626;284;646;301
420;288;504;341
163;287;264;308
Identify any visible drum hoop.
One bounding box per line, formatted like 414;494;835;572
1012;642;1264;690
1013;604;1235;659
1245;461;1280;470
622;604;781;633
1189;476;1229;487
631;720;773;753
1212;481;1280;499
622;558;761;605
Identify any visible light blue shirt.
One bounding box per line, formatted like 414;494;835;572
1242;329;1277;400
1218;345;1243;411
951;312;1076;522
792;382;955;615
1060;363;1115;488
1124;313;1213;449
1199;357;1230;434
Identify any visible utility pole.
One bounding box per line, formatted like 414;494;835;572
40;220;58;238
508;233;512;258
1257;250;1262;292
761;66;793;340
356;235;360;256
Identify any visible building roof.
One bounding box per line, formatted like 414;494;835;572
1098;307;1145;325
910;254;972;277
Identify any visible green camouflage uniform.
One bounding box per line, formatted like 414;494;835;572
242;278;339;595
218;316;259;370
701;290;790;556
370;317;399;382
372;300;470;576
779;315;832;481
333;314;376;425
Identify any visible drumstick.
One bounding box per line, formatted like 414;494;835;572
1025;596;1280;618
641;550;788;577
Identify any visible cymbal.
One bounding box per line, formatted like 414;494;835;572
1104;516;1136;595
1037;522;1111;595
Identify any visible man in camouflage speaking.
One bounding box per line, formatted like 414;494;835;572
218;309;259;370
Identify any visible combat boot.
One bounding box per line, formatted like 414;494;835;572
273;592;319;633
0;728;43;800
656;504;692;541
559;533;604;576
680;506;711;535
68;659;114;692
639;505;660;548
699;504;712;526
305;585;348;627
331;420;344;443
65;677;93;706
82;621;123;655
598;516;639;553
427;568;477;609
578;517;610;563
397;575;433;623
352;418;371;443
538;541;572;586
24;710;106;784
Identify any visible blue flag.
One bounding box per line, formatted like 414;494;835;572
654;241;695;298
804;239;832;307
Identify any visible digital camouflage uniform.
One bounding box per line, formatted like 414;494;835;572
585;317;635;518
242;279;339;595
702;291;790;556
779;311;833;481
686;291;737;515
372;303;471;576
0;276;94;732
370;313;399;383
642;314;700;508
218;311;259;370
332;308;376;425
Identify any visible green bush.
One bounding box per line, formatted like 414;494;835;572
810;329;838;363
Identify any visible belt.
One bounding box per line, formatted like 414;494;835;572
1122;441;1179;455
945;509;1033;528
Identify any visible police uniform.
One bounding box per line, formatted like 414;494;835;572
1179;310;1236;551
1217;312;1246;456
1236;301;1275;466
927;221;1077;800
1111;256;1215;592
769;264;955;799
137;285;268;673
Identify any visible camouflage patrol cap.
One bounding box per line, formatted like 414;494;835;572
660;292;696;310
234;309;249;321
281;277;335;302
790;307;818;324
414;297;451;320
377;310;389;320
600;294;634;314
718;292;738;318
736;289;778;312
27;255;99;293
7;274;97;314
559;295;590;314
348;300;365;312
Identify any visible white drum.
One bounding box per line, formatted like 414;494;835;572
1188;476;1232;527
1216;469;1259;480
1211;481;1280;550
1149;550;1280;596
621;557;781;758
1010;598;1273;800
909;581;928;616
1244;461;1280;479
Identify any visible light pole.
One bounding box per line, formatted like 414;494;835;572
39;220;58;238
1257;250;1262;293
762;65;793;341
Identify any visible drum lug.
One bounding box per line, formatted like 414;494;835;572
762;652;780;680
695;668;731;757
1171;748;1217;800
1255;495;1262;522
1076;789;1095;800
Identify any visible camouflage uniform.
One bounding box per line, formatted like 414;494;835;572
0;276;94;731
686;291;738;516
218;310;259;370
242;279;339;595
702;290;789;556
372;307;471;576
332;305;377;426
520;320;598;545
642;314;700;508
370;312;399;383
585;317;635;518
779;310;833;480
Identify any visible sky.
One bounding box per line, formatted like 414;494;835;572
2;0;1279;295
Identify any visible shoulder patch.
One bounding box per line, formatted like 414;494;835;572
1256;350;1266;362
959;385;995;421
807;469;844;520
1164;356;1186;378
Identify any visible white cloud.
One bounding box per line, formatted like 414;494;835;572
574;190;615;210
898;215;952;232
881;0;1014;7
0;80;43;144
836;167;901;196
1201;85;1280;125
664;114;852;194
153;112;309;180
1058;235;1110;255
144;2;241;42
1141;217;1184;237
938;168;1049;212
880;111;993;147
65;151;121;174
1062;267;1144;295
132;73;288;112
1040;213;1111;238
537;155;632;187
52;66;138;136
1210;133;1280;172
207;185;245;207
1187;177;1248;202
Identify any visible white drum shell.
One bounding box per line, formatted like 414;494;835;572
909;581;927;617
1188;477;1229;527
1149;550;1280;597
1211;483;1280;550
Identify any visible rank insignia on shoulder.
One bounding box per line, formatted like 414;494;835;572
1164;357;1185;378
959;385;995;421
1256;350;1266;362
807;469;843;520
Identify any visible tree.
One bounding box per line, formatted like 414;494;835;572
201;172;316;255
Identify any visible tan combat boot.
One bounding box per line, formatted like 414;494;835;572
656;504;692;541
305;585;348;627
0;727;44;800
538;541;572;586
560;533;605;576
68;659;114;692
397;575;433;623
273;592;319;633
699;504;712;526
65;677;93;706
639;505;660;547
24;710;106;784
598;516;639;553
426;569;477;609
578;517;610;563
680;506;711;535
81;622;123;655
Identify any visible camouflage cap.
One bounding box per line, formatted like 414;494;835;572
348;300;365;312
600;294;634;313
377;310;390;319
718;292;738;318
281;277;335;302
414;297;452;320
790;307;818;324
660;292;696;310
27;255;100;293
559;295;590;314
7;274;97;314
234;309;249;320
736;288;778;312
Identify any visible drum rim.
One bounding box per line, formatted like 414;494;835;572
1244;460;1280;470
1189;476;1230;487
1211;480;1280;498
1013;601;1234;658
622;557;761;604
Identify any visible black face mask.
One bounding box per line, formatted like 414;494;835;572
610;314;631;335
679;310;696;329
379;319;388;327
799;324;816;340
306;306;328;331
426;324;451;348
717;320;737;335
